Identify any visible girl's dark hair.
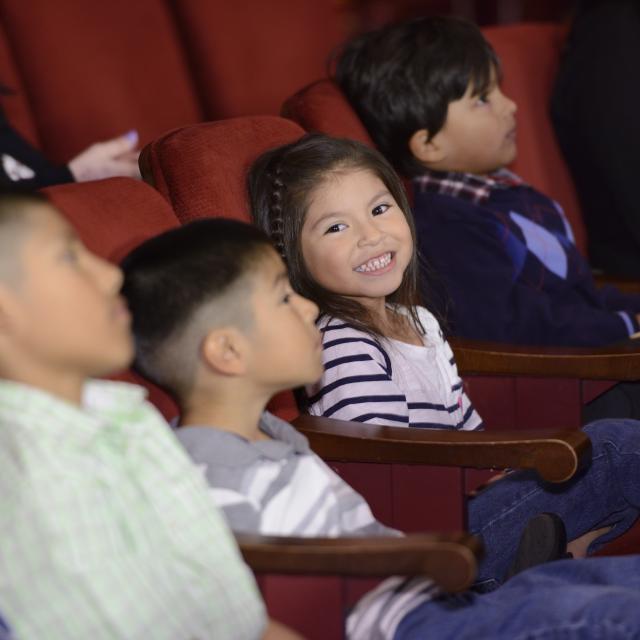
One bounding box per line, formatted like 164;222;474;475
248;133;424;338
334;16;500;177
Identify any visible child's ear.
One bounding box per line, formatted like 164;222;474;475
409;128;447;166
201;327;248;376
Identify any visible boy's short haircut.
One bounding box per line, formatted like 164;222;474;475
121;218;273;403
335;16;499;177
0;189;50;281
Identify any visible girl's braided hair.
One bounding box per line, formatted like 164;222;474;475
248;133;425;338
267;161;286;258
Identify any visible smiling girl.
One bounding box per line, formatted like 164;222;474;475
247;133;640;587
249;133;481;431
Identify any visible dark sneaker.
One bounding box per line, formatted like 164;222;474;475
505;512;569;580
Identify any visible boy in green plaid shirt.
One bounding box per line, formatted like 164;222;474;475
0;191;293;639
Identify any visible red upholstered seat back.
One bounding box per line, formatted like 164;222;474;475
0;0;203;163
43;177;181;420
281;80;419;203
282;79;374;146
140;116;305;224
482;22;586;254
171;0;348;119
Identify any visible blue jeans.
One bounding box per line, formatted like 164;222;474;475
467;420;640;585
396;555;640;639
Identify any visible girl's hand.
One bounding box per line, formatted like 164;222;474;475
68;130;141;182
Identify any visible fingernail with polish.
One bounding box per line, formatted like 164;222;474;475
125;129;139;145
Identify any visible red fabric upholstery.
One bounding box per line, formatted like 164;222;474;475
0;0;203;163
43;177;181;420
282;79;374;146
482;22;586;254
170;0;348;119
141;116;306;224
43;177;180;262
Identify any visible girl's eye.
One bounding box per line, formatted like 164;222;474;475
372;203;390;216
282;293;292;304
477;93;490;105
324;223;346;234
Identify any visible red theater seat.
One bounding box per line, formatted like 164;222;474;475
170;0;349;119
0;0;203;163
141;115;306;225
283;79;374;145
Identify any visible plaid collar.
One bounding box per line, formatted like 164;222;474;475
413;168;524;204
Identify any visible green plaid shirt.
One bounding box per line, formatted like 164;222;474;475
0;380;265;639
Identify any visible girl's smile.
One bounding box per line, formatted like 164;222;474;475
354;251;395;274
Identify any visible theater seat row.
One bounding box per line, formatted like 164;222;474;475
0;0;350;163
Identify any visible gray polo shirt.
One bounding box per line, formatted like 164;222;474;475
177;411;398;537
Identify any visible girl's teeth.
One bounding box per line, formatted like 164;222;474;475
356;252;392;273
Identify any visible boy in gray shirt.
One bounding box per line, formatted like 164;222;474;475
122;218;640;640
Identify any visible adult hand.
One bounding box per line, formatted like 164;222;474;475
68;130;141;181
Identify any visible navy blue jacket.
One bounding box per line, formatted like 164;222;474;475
413;174;640;347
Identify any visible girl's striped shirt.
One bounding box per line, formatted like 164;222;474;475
306;306;482;431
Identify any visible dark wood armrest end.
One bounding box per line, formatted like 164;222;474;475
293;415;592;483
236;532;481;593
451;338;640;380
594;274;640;295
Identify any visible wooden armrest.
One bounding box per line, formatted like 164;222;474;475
293;414;591;483
236;532;481;592
451;337;640;380
594;273;640;295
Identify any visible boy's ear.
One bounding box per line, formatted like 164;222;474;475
201;327;249;377
409;128;447;166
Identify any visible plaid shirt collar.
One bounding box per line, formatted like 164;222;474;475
413;168;524;204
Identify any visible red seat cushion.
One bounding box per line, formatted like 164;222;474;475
43;177;180;262
282;79;374;146
0;0;203;163
140;116;305;224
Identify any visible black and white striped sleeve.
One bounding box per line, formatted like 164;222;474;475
306;321;411;427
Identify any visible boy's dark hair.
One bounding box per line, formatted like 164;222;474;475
248;133;424;338
121;218;273;402
335;16;499;177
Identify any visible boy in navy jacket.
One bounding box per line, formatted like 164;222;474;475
336;16;640;348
